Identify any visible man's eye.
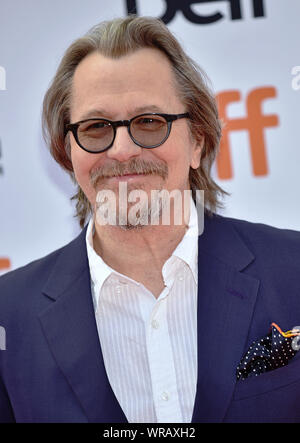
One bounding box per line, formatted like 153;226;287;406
135;117;164;127
140;118;155;124
139;118;160;124
84;121;110;130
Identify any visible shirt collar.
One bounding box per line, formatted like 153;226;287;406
163;196;198;285
86;218;115;310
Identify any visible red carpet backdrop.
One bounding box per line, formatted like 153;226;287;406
0;0;299;274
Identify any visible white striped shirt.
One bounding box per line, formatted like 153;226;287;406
86;199;198;423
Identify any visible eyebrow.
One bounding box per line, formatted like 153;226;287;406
77;105;165;121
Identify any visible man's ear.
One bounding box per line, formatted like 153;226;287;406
190;136;204;170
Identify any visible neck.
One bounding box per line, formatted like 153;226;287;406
95;221;187;262
92;211;189;297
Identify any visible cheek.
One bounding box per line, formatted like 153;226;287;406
71;146;88;180
71;144;98;201
169;134;195;169
155;145;192;187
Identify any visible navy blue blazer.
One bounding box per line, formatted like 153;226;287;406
1;214;300;423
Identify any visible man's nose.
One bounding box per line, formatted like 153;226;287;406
105;126;142;162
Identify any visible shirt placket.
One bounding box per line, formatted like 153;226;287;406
145;289;183;423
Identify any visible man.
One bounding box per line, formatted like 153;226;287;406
1;16;300;423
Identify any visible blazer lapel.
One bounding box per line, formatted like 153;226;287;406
192;215;260;423
38;227;127;423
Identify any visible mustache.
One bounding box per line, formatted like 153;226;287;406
90;158;168;188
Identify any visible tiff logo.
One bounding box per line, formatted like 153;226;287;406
0;258;10;271
216;86;279;179
126;0;265;25
0;327;6;351
0;66;6;90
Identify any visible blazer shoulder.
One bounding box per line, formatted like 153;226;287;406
0;245;64;304
0;227;87;309
222;215;300;264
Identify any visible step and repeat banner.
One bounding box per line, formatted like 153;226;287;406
0;0;299;274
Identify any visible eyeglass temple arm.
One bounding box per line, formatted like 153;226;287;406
164;112;190;122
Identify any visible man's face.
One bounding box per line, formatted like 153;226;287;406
69;47;202;221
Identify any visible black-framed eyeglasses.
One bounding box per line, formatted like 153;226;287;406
65;112;190;154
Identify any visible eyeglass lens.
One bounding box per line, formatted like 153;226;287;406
77;114;169;152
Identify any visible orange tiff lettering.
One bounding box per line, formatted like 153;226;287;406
216;87;279;179
0;258;10;270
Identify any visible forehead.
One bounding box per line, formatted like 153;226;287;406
70;48;183;121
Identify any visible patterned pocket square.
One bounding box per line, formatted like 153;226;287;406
237;323;300;381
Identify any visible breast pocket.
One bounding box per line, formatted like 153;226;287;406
224;357;300;422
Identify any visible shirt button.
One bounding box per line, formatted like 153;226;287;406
151;319;159;329
178;275;184;281
115;286;122;294
161;392;170;401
